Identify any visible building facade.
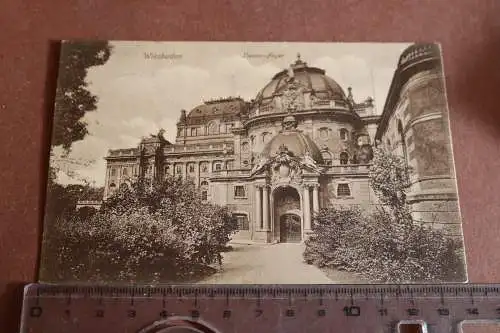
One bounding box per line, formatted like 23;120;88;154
375;43;462;236
103;44;462;243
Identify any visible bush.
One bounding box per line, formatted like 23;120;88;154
304;147;465;283
40;176;238;283
304;206;466;283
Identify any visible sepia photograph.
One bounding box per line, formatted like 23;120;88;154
39;41;467;284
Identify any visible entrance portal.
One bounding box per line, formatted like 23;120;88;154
273;186;302;242
279;214;302;243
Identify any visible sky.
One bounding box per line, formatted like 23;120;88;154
51;41;412;186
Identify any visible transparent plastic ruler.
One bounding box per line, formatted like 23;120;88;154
20;284;500;333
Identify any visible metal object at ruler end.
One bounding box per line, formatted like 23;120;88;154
20;284;500;333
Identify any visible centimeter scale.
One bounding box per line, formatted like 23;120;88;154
20;284;500;333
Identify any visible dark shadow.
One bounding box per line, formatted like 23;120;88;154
0;282;28;333
36;40;61;281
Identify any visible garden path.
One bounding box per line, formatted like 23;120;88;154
196;243;358;284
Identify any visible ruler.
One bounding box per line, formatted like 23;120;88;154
20;284;500;333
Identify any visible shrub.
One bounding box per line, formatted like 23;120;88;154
304;206;466;282
40;176;238;283
303;145;466;282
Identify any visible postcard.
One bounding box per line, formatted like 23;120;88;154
39;41;467;284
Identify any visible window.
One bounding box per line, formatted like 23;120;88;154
176;165;182;174
200;162;208;173
241;142;249;153
321;151;332;165
214;163;222;171
109;182;116;189
262;132;271;143
340;152;349;165
200;180;209;187
201;191;208;201
208;121;218;135
164;165;170;174
319;127;329;139
188;164;195;173
234;185;246;198
122;168;128;176
233;213;249;230
340;128;348;141
110;168;117;176
191;127;196;136
337;183;351;197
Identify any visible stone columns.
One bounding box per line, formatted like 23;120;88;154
312;184;320;213
262;185;270;230
255;185;262;230
303;185;311;231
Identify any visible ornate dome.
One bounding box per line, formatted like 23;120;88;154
255;54;346;102
261;129;324;164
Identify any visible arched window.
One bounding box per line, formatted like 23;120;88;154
340;128;348;141
200;180;209;187
340;152;349;165
241;142;249;153
321;151;332;165
200;162;209;173
398;119;409;170
188;163;195;173
262;132;271;143
337;183;351;197
109;183;116;189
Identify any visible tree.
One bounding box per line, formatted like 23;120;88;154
52;41;112;151
369;145;412;222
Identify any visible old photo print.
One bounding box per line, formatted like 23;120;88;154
40;41;467;284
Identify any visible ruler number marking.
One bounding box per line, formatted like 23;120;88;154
406;308;419;316
437;308;450;316
29;306;43;318
343;306;361;317
466;308;479;315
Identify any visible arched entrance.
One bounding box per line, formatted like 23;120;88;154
279;213;302;243
273;186;302;243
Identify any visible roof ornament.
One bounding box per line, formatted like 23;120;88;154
347;87;354;104
287;65;295;80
